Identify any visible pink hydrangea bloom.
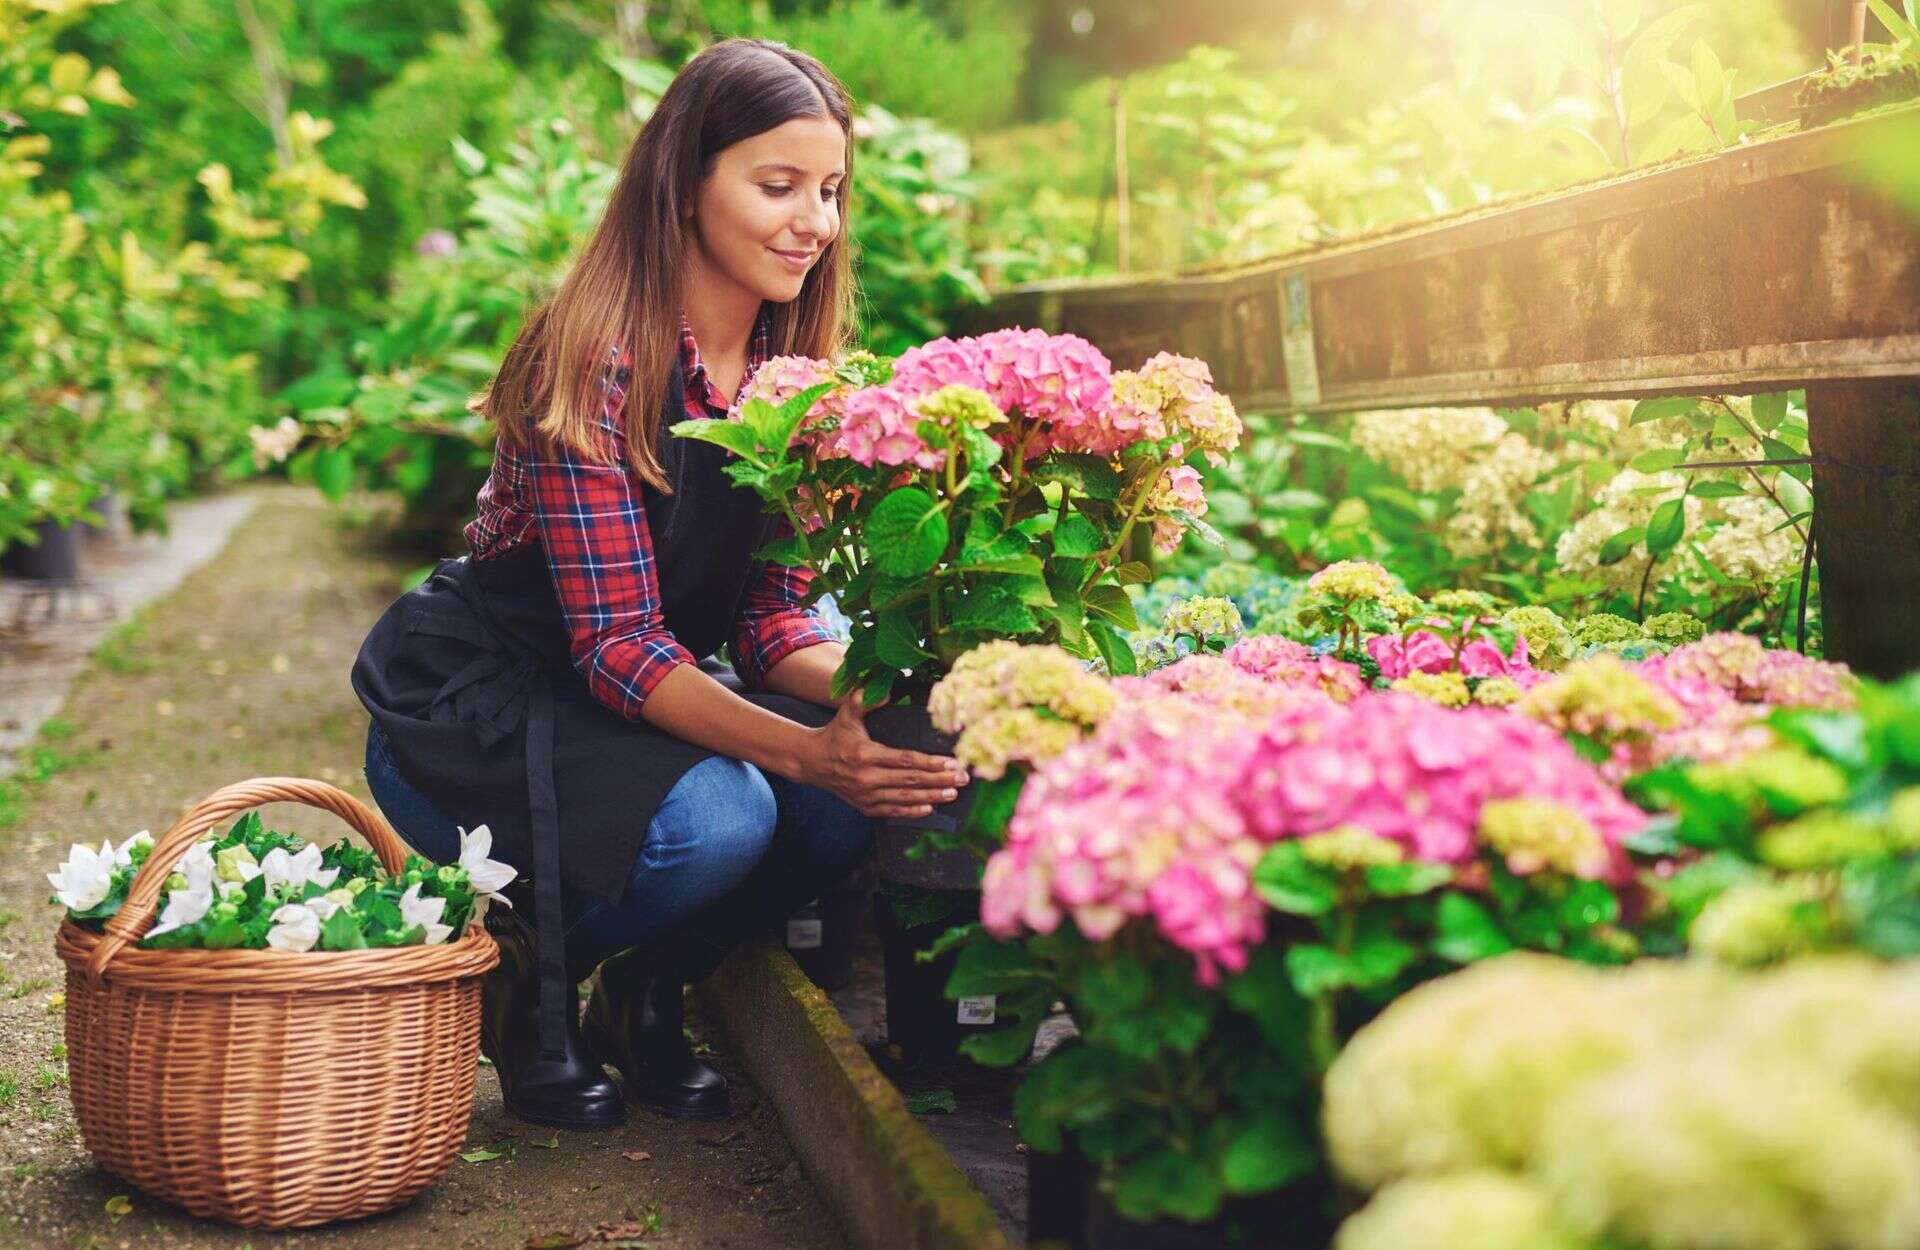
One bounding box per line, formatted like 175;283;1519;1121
981;686;1644;985
887;335;990;396
973;327;1114;455
1643;632;1856;710
1367;630;1453;679
735;354;845;454
1145;464;1208;555
834;384;943;470
1223;635;1366;703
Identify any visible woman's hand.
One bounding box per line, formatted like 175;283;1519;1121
800;693;969;820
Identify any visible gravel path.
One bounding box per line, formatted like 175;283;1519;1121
0;484;842;1250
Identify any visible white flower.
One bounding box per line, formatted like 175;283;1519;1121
247;416;301;469
457;825;517;906
145;884;214;938
303;887;355;922
258;843;340;896
265;901;322;953
399;882;454;945
112;830;153;867
48;840;117;912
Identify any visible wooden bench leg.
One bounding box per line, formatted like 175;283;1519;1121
1808;380;1920;679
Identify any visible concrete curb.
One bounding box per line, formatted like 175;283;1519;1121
695;942;1020;1250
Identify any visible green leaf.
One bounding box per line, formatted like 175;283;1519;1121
1114;1146;1224;1224
1689;480;1747;499
958;1019;1042;1067
1433;893;1515;963
1646;497;1686;556
1362;861;1453;898
1283;944;1355;997
945;583;1038;635
905;1087;959;1115
1111;561;1153;586
1348;930;1418;988
1031;453;1122;502
1049;513;1103;559
1083;584;1139;632
669;417;763;461
1867;0;1920;44
1221;1113;1317;1196
1775;472;1813;519
1751;392;1789;433
275;371;357;411
875;610;930;670
320;906;367;951
459;1148;504;1163
1597;525;1646;565
866;488;948;577
1630;396;1699;425
312;447;354;502
1087;618;1136;676
1251;843;1339;916
1629;449;1686;473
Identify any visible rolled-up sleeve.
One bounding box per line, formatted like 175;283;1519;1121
527;404;694;719
731;518;838;690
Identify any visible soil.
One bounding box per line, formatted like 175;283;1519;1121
0;484;844;1250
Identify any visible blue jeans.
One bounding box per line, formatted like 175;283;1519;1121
363;720;873;980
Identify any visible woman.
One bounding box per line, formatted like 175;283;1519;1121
350;38;966;1132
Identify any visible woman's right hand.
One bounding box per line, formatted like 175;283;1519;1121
801;693;969;820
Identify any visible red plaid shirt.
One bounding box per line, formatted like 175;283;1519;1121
464;306;834;717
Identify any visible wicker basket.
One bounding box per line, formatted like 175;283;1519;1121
53;777;501;1229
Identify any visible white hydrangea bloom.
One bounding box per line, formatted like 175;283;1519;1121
1351;406;1507;493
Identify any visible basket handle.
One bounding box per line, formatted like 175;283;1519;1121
86;777;416;986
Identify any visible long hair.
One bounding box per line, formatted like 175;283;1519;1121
473;38;857;491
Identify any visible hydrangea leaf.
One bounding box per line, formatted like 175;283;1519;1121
865;487;948;577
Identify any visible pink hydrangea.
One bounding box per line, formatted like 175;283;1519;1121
1222;635;1365;703
1145;464;1209;555
1643;633;1856;710
834;384;943;470
973;327;1114;455
887;335;990;396
1367;628;1531;681
982;686;1645;985
735;354;846;454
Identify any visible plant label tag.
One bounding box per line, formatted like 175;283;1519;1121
957;995;997;1025
786;918;823;949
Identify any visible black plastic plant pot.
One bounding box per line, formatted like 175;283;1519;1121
0;518;84;581
783;867;869;992
1027;1137;1094;1249
861;704;981;890
873;887;995;1063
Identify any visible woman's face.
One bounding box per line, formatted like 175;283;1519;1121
688;115;845;304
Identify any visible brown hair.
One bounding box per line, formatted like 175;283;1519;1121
472;38;856;491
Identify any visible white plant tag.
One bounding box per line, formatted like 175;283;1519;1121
786;918;823;949
957;995;997;1025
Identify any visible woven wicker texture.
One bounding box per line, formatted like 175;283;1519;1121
54;778;500;1228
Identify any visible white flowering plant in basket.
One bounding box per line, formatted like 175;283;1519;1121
48;811;516;951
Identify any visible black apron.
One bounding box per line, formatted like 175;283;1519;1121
350;360;831;1056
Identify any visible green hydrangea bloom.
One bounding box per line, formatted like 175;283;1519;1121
1643;611;1707;645
1335;1173;1590;1250
1758;810;1893;870
1199;561;1258;600
1571;613;1643;646
1502;606;1575;671
1689;875;1834;965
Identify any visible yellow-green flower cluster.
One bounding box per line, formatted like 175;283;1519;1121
1478;798;1608;877
1428;589;1500;615
1503;606;1576;671
1392;671;1470;707
1162;596;1244;643
1336;1172;1590;1250
1689;875;1834;966
1643;612;1706;646
1327;954;1920;1250
1301;825;1407;871
1307;559;1395;602
1689;744;1849;819
1517;657;1682;741
1759;809;1920;871
910;383;1007;432
1473;677;1522;707
927;642;1115;780
1350;406;1508;493
1571;613;1642;647
1384;592;1426;622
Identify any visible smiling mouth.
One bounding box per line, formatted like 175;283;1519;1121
770;248;816;261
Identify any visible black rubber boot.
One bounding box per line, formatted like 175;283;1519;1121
580;942;731;1120
479;902;627;1130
